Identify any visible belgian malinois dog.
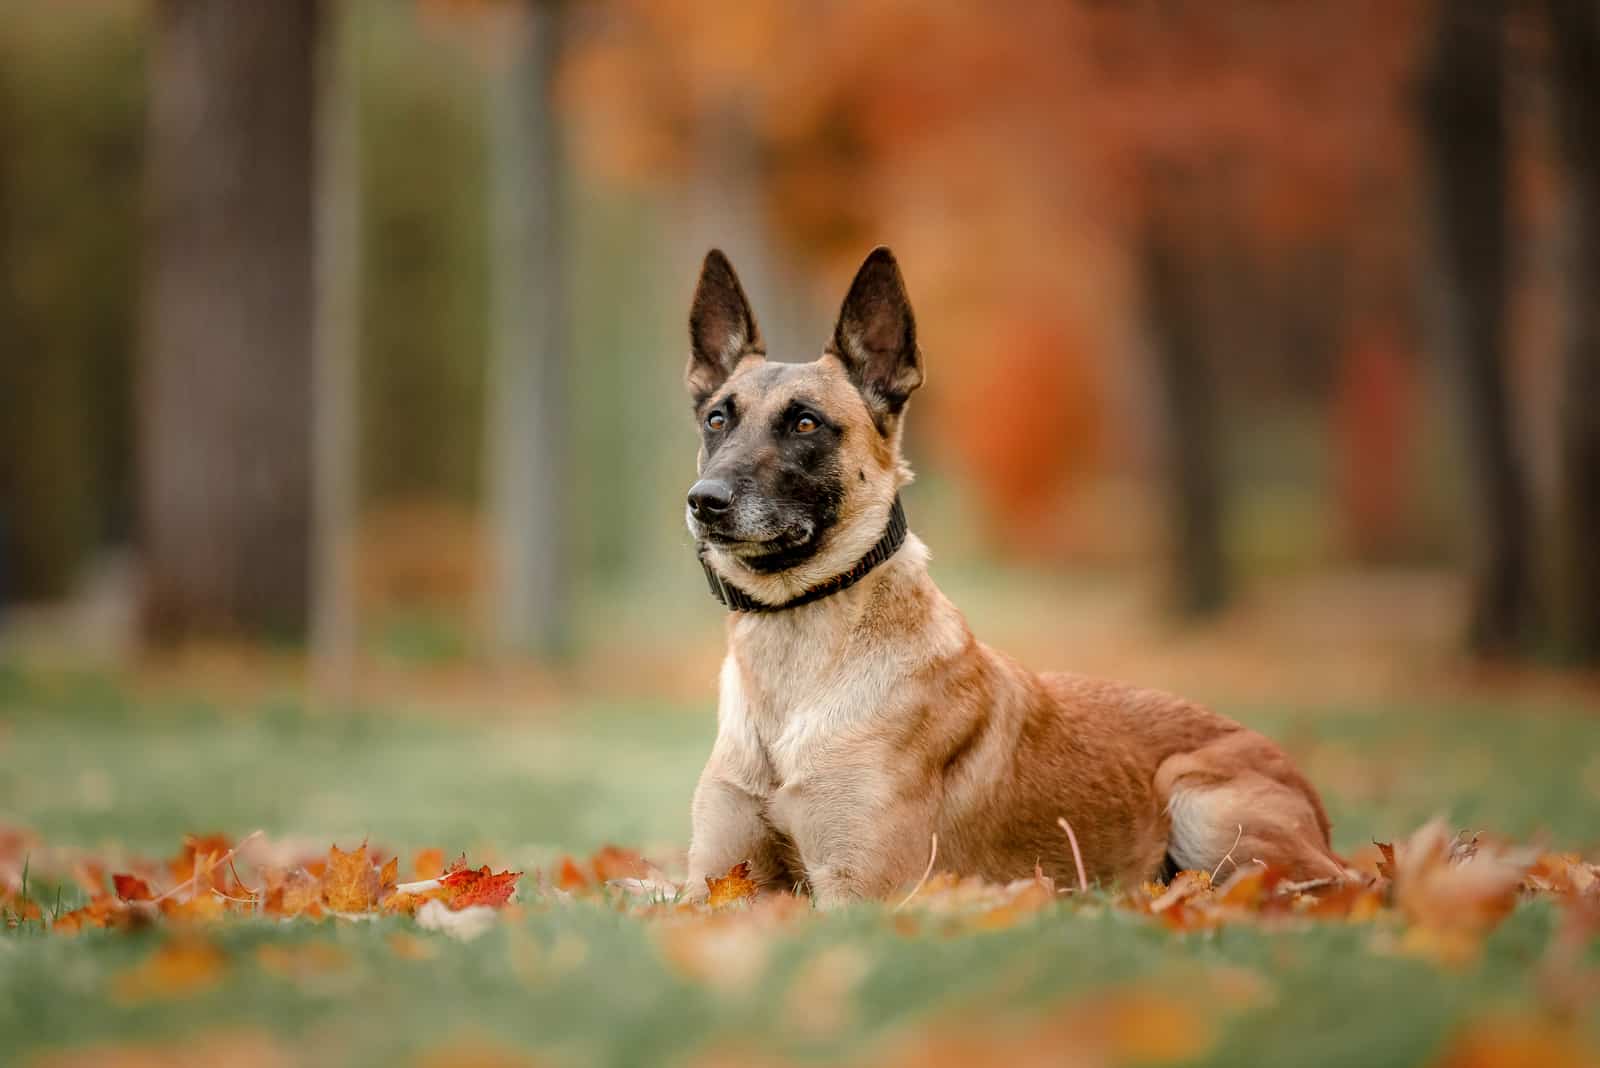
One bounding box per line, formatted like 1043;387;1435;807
682;247;1346;905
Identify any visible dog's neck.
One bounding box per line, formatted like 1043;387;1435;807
732;534;940;642
720;532;972;736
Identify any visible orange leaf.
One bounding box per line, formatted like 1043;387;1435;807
1375;840;1397;882
413;848;446;881
590;844;650;882
257;942;351;982
112;938;226;1002
321;843;381;913
261;868;322;918
379;856;399;894
113;874;156;902
706;861;759;908
555;856;589;892
168;833;232;888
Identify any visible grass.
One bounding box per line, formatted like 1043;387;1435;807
3;664;1599;1066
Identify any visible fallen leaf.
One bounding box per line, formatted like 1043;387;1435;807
256;942;351;984
261;868;322;919
1375;840;1397;883
1432;1016;1600;1067
378;855;399;895
1392;819;1528;964
168;834;232;890
1148;870;1212;914
440;865;521;910
112;938;226;1001
112;874;156;902
413;848;446;880
387;930;439;961
706;861;758;908
590;844;651;882
321;843;381;913
554;856;589;892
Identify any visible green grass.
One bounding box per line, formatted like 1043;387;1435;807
3;664;1599;1067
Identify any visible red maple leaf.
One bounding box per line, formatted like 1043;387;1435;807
112;874;156;902
439;865;521;910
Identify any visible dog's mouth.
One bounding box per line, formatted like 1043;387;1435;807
698;526;820;574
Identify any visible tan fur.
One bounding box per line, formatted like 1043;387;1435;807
684;267;1345;906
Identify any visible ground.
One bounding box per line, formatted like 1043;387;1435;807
3;663;1599;1067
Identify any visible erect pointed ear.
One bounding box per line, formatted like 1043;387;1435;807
827;246;923;428
686;249;764;408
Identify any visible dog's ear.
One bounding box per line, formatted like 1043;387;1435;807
686;249;763;408
828;246;923;428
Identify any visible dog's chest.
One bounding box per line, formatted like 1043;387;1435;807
719;627;902;788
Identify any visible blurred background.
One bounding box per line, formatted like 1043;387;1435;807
8;7;1600;1062
2;0;1598;706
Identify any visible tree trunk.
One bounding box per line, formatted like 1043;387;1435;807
1546;0;1600;663
485;0;568;659
1142;209;1228;619
1418;0;1538;656
311;0;361;687
139;0;318;641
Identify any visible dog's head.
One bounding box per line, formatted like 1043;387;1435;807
684;247;924;600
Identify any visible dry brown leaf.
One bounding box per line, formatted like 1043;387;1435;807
260;868;322;919
1391;819;1529;964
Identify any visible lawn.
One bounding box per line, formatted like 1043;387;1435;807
2;663;1599;1067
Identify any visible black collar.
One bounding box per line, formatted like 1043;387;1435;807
699;496;908;613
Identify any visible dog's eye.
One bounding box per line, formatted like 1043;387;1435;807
705;411;727;432
794;413;819;434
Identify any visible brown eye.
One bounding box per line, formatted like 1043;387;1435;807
794;414;819;434
705;411;726;432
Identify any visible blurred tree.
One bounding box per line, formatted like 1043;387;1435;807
484;0;570;659
1545;0;1600;663
140;0;318;640
358;6;488;509
0;9;143;602
563;0;1428;608
1419;0;1541;656
312;0;363;686
1142;187;1227;617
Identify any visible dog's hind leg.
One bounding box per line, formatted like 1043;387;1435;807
1154;730;1348;882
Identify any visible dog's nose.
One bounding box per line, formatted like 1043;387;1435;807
687;478;734;520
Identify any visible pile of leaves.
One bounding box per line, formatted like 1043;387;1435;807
4;819;1599;1066
4;819;1598;955
0;831;523;936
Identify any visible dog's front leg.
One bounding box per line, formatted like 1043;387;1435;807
775;769;937;908
683;771;786;902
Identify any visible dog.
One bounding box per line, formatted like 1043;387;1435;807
680;246;1346;906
